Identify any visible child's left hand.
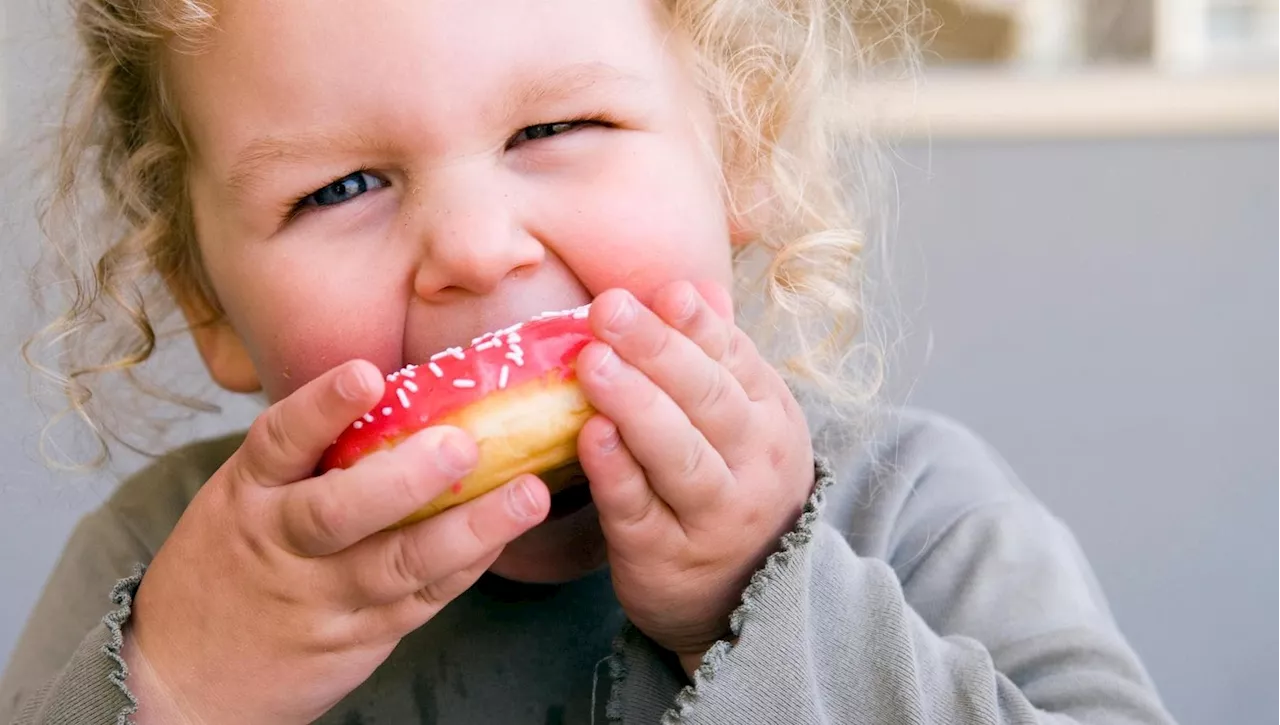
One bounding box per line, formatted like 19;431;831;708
575;282;815;676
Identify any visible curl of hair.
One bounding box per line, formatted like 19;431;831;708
24;0;919;468
668;0;919;441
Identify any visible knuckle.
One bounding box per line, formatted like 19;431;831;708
640;325;675;362
622;488;657;530
303;486;347;549
462;508;494;554
256;408;296;461
384;464;422;509
696;369;732;411
679;442;707;480
387;533;432;591
633;376;664;412
414;579;452;610
687;306;719;343
726;328;753;362
704;319;733;358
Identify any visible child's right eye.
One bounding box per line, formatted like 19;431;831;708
291;170;386;215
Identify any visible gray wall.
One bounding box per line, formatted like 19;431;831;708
1;5;1275;723
885;136;1277;725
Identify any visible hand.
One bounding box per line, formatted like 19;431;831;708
125;360;550;725
574;281;815;675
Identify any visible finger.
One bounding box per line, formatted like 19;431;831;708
651;281;731;358
576;340;730;514
274;426;477;557
332;475;548;605
577;415;671;546
691;279;734;323
657;282;773;403
237;360;384;486
349;548;503;644
590;287;753;460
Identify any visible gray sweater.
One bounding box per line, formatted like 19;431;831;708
0;409;1176;724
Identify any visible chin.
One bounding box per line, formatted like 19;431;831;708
487;501;608;584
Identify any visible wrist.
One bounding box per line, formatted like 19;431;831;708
121;631;203;725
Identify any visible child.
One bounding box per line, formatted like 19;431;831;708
1;1;1178;724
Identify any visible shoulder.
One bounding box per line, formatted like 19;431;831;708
105;431;246;554
818;408;1046;567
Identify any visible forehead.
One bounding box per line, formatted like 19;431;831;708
166;0;674;166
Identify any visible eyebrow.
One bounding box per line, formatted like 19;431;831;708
225;129;386;196
223;61;649;195
503;61;650;116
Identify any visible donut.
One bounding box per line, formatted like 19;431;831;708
318;305;596;525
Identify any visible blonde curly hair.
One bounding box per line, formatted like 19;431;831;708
24;0;920;468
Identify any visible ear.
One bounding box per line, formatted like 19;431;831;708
170;284;262;394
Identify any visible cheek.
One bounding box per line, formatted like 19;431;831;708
538;144;734;299
211;234;410;402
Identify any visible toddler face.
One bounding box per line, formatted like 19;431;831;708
168;0;737;581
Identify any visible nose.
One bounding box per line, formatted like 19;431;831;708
410;166;544;300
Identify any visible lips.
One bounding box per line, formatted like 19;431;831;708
317;305;597;523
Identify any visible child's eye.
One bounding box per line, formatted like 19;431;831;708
294;171;386;212
507;119;601;148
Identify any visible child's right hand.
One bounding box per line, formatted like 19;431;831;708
122;360;551;725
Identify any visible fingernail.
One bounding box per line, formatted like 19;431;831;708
337;363;373;400
435;430;474;478
672;284;697;324
605;294;636;332
598;423;620;453
591;346;621;379
509;478;541;519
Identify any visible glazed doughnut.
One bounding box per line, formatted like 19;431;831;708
318;305;596;525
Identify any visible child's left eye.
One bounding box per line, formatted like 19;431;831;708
507;120;596;147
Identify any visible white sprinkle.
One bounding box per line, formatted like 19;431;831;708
475;337;503;352
363;413;375;423
401;369;416;378
499;365;510;390
382;407;393;416
497;323;523;336
452;378;477;388
505;351;525;367
471;332;494;346
506;332;522;344
403;380;419;393
428;362;444;378
396;388;410;409
572;307;589;319
405;364;417;370
353;420;364;429
429;349;450;361
448;347;465;360
386;373;398;382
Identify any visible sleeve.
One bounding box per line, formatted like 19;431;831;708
1;507;151;725
604;457;1178;725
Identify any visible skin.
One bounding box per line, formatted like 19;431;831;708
126;0;815;722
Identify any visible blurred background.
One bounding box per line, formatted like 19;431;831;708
1;1;1276;723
